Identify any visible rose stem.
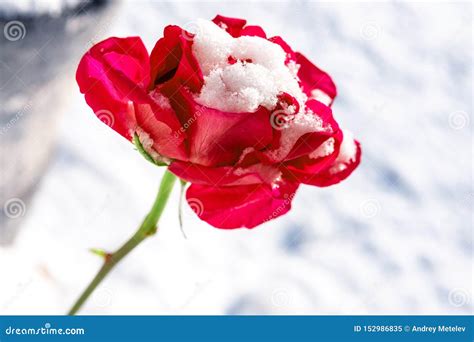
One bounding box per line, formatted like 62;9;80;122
68;169;177;315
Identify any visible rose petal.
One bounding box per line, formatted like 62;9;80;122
186;180;299;229
211;15;267;39
268;36;297;64
77;37;188;160
263;100;339;164
241;25;267;38
212;15;247;37
76;37;151;139
283;100;340;161
168;88;274;167
169;161;263;186
132;99;188;161
283;130;361;187
149;25;203;94
295;52;337;106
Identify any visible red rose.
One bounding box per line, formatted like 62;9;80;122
76;15;361;229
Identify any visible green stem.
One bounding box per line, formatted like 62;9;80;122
68;169;177;315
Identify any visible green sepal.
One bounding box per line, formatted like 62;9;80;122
133;133;168;166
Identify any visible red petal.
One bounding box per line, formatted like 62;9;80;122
168;88;274;167
212;15;267;39
212;15;247;37
186;180;299;229
169;161;263;187
284;100;340;161
132;98;188;161
295;52;337;106
149;25;203;94
268;36;296;64
77;37;188;160
76;37;151;139
241;25;267;38
284;130;361;187
263;100;339;164
313;137;361;187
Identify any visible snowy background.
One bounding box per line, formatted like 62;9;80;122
0;0;472;314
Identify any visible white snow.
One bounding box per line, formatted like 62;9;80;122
330;130;357;173
310;89;333;106
193;19;307;113
149;89;172;110
135;127;161;162
265;111;330;162
309;137;335;159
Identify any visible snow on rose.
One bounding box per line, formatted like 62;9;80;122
76;15;361;229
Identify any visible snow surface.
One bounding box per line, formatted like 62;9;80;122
0;1;472;315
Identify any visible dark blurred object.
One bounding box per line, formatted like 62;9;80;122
0;0;114;244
